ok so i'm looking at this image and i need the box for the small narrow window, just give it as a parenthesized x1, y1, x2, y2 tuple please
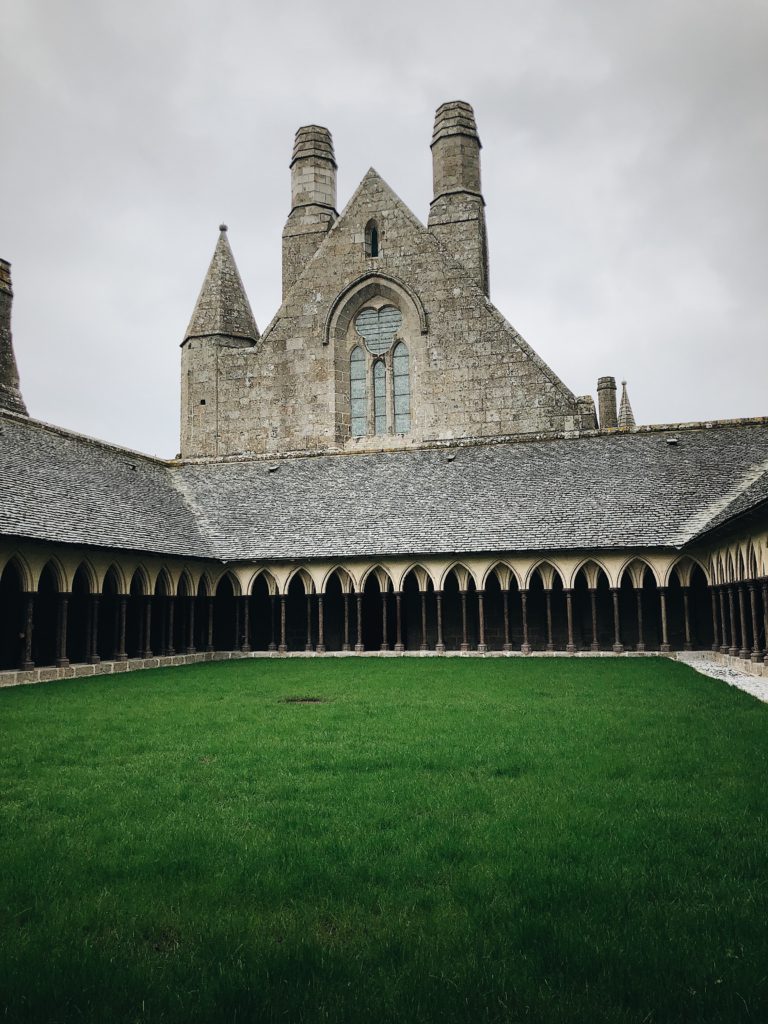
(393, 341, 410, 433)
(365, 220, 379, 258)
(350, 346, 367, 437)
(373, 360, 386, 435)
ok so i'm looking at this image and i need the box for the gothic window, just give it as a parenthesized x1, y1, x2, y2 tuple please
(365, 220, 379, 258)
(373, 360, 386, 435)
(393, 341, 410, 433)
(350, 304, 411, 438)
(350, 346, 367, 437)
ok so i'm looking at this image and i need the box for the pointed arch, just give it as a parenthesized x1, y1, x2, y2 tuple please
(154, 568, 172, 597)
(360, 564, 394, 592)
(320, 565, 354, 595)
(176, 569, 194, 598)
(129, 565, 151, 597)
(571, 557, 611, 590)
(617, 556, 661, 588)
(72, 559, 97, 595)
(439, 561, 478, 592)
(36, 556, 66, 593)
(196, 572, 213, 598)
(480, 560, 520, 591)
(525, 560, 564, 590)
(364, 219, 379, 258)
(284, 566, 315, 595)
(325, 271, 428, 347)
(214, 569, 241, 597)
(102, 562, 127, 596)
(249, 567, 277, 597)
(399, 563, 436, 592)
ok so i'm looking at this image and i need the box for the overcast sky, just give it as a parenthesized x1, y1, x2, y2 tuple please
(1, 0, 766, 457)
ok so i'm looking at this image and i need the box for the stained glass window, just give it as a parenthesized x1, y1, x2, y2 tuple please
(393, 342, 410, 433)
(373, 360, 387, 435)
(350, 346, 366, 437)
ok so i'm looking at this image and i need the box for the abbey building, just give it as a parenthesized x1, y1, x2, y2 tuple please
(1, 102, 767, 682)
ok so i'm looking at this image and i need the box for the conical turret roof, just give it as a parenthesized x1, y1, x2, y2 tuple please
(618, 380, 636, 429)
(184, 226, 259, 343)
(0, 259, 28, 416)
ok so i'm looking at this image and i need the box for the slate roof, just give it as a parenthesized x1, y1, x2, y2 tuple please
(3, 410, 766, 563)
(0, 414, 212, 558)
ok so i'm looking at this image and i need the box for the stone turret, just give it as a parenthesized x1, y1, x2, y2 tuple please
(428, 101, 489, 295)
(180, 226, 258, 459)
(282, 125, 338, 298)
(0, 260, 28, 416)
(618, 380, 636, 429)
(597, 376, 618, 430)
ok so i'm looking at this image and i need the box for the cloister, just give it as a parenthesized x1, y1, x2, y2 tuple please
(2, 535, 767, 677)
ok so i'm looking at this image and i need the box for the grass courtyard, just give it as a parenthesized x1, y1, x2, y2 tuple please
(0, 657, 767, 1023)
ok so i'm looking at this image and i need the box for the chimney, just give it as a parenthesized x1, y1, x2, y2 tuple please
(282, 125, 337, 297)
(597, 376, 618, 429)
(427, 101, 489, 295)
(0, 260, 28, 416)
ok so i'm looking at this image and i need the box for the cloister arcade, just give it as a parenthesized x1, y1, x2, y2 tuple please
(1, 533, 766, 675)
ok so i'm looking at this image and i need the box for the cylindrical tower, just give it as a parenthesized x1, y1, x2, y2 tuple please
(282, 125, 338, 298)
(427, 101, 489, 295)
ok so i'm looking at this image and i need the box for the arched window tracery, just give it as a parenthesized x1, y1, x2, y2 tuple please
(348, 303, 412, 439)
(365, 220, 379, 258)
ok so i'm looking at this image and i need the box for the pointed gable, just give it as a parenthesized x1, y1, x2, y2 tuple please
(184, 226, 259, 343)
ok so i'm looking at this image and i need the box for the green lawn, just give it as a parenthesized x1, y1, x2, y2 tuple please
(1, 657, 767, 1024)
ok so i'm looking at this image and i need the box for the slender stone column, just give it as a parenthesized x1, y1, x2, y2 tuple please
(21, 593, 34, 670)
(460, 591, 469, 652)
(682, 586, 692, 652)
(520, 589, 531, 655)
(116, 595, 127, 660)
(419, 591, 428, 652)
(88, 595, 101, 664)
(762, 579, 768, 666)
(749, 583, 760, 662)
(659, 588, 670, 653)
(380, 591, 389, 652)
(477, 590, 487, 654)
(545, 590, 554, 652)
(738, 585, 749, 659)
(590, 589, 599, 651)
(727, 586, 738, 656)
(394, 592, 404, 653)
(435, 591, 445, 654)
(142, 596, 153, 659)
(610, 588, 623, 654)
(84, 594, 93, 664)
(166, 596, 176, 656)
(157, 597, 167, 657)
(278, 595, 287, 653)
(206, 596, 214, 652)
(502, 589, 511, 652)
(719, 587, 729, 654)
(710, 588, 719, 653)
(186, 597, 196, 655)
(635, 586, 645, 653)
(233, 599, 240, 654)
(565, 590, 575, 655)
(268, 594, 276, 652)
(342, 593, 351, 652)
(55, 594, 69, 667)
(316, 594, 326, 654)
(304, 594, 313, 653)
(355, 593, 364, 653)
(242, 595, 252, 653)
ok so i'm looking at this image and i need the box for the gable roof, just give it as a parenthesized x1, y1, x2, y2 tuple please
(2, 409, 766, 564)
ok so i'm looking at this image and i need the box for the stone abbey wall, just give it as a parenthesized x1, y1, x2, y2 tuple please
(180, 104, 593, 460)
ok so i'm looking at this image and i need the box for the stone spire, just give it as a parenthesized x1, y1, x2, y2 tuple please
(184, 226, 259, 343)
(0, 259, 28, 416)
(618, 380, 636, 429)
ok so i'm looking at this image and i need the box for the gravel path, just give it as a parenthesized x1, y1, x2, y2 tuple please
(676, 652, 768, 704)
